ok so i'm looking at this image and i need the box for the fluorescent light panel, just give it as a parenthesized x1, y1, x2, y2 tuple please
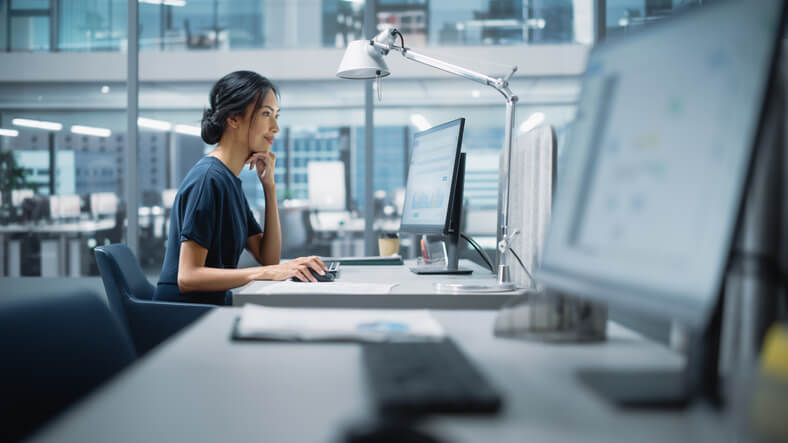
(71, 125, 111, 137)
(139, 0, 186, 6)
(174, 124, 201, 136)
(138, 117, 172, 131)
(12, 118, 62, 131)
(0, 128, 19, 137)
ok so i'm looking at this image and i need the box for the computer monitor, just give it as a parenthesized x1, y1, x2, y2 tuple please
(11, 189, 34, 207)
(400, 118, 470, 274)
(535, 0, 785, 405)
(89, 192, 118, 219)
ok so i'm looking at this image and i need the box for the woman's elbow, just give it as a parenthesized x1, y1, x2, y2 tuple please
(177, 269, 195, 293)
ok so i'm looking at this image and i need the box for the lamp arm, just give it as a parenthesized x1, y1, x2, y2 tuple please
(371, 38, 519, 284)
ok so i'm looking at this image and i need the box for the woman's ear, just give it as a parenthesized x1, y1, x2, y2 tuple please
(226, 114, 240, 129)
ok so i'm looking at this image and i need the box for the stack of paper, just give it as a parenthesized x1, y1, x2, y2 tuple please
(234, 304, 446, 342)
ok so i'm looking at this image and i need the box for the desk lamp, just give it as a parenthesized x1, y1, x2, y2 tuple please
(337, 28, 519, 290)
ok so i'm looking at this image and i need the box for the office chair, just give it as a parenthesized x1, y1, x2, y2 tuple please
(0, 290, 136, 443)
(94, 243, 213, 356)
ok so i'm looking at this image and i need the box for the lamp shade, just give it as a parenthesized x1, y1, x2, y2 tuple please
(336, 40, 391, 79)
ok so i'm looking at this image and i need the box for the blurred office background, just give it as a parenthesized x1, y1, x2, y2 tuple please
(0, 0, 708, 278)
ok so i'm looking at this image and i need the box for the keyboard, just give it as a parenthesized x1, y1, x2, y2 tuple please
(362, 339, 502, 415)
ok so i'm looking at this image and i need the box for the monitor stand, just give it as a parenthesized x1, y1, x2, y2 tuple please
(576, 298, 723, 408)
(409, 153, 472, 275)
(409, 230, 473, 275)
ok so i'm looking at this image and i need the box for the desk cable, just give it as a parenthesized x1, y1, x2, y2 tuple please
(459, 232, 495, 273)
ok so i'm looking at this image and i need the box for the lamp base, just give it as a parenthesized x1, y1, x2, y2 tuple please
(434, 282, 518, 293)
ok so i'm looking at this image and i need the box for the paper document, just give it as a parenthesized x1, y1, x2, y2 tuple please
(234, 304, 446, 342)
(236, 280, 397, 295)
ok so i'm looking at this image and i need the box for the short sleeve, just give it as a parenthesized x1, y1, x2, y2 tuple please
(179, 177, 218, 249)
(246, 199, 263, 237)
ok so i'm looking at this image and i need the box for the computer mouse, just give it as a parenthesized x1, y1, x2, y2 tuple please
(290, 267, 335, 282)
(343, 421, 444, 443)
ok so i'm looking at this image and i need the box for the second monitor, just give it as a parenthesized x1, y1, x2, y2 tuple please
(400, 118, 471, 275)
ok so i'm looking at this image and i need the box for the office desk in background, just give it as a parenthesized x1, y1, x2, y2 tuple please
(29, 308, 728, 443)
(0, 219, 116, 277)
(232, 259, 525, 310)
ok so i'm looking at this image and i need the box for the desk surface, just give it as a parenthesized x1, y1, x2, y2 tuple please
(232, 259, 524, 310)
(0, 219, 115, 234)
(31, 308, 728, 443)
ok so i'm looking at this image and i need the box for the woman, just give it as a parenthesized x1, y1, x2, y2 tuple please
(155, 70, 327, 305)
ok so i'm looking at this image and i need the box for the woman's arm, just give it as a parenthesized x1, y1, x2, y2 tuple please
(178, 240, 323, 291)
(247, 182, 281, 265)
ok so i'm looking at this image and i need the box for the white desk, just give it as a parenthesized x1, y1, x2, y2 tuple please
(231, 259, 525, 310)
(0, 219, 116, 277)
(29, 308, 728, 443)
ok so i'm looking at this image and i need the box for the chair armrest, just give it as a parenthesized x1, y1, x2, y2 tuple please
(123, 298, 214, 355)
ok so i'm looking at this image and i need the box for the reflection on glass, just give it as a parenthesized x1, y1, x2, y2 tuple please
(419, 0, 575, 46)
(607, 0, 698, 34)
(58, 0, 126, 51)
(10, 0, 49, 9)
(10, 15, 50, 51)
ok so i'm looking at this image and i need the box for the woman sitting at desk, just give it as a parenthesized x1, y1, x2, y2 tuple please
(155, 71, 327, 305)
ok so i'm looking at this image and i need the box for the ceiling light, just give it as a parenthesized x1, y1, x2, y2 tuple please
(138, 117, 172, 131)
(174, 124, 201, 136)
(0, 128, 19, 137)
(12, 118, 62, 131)
(519, 112, 545, 133)
(71, 125, 112, 137)
(410, 114, 431, 131)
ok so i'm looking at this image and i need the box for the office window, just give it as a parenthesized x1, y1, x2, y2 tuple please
(10, 0, 48, 8)
(422, 0, 578, 46)
(58, 0, 125, 51)
(9, 14, 49, 51)
(606, 0, 699, 34)
(322, 0, 364, 48)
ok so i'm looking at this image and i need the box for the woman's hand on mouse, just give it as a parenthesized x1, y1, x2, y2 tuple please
(247, 151, 276, 187)
(248, 256, 327, 282)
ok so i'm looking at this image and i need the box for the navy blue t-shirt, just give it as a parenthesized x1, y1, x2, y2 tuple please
(155, 156, 262, 305)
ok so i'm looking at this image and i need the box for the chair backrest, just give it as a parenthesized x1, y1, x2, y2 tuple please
(94, 244, 156, 335)
(498, 124, 557, 288)
(0, 290, 135, 442)
(95, 243, 156, 301)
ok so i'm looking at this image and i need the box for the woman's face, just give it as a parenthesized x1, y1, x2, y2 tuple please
(244, 89, 280, 154)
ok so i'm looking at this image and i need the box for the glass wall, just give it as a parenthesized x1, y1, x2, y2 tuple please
(0, 105, 127, 276)
(7, 0, 51, 51)
(58, 0, 126, 51)
(2, 0, 597, 52)
(606, 0, 701, 35)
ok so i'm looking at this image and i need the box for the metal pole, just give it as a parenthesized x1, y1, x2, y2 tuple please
(126, 0, 139, 256)
(363, 0, 376, 256)
(497, 97, 517, 285)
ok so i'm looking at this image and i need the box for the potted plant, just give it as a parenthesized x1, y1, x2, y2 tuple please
(0, 149, 29, 208)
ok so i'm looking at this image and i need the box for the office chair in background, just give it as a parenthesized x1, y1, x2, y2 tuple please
(0, 290, 136, 443)
(94, 243, 213, 356)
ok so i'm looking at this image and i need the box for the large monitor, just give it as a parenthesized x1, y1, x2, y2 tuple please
(400, 118, 464, 235)
(535, 0, 785, 404)
(401, 118, 469, 274)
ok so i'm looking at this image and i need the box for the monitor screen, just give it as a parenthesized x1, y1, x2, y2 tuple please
(400, 118, 464, 234)
(536, 0, 784, 327)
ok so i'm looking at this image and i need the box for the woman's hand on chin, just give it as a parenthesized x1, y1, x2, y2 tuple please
(246, 151, 276, 187)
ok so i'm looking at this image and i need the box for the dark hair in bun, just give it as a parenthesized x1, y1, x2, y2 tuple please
(201, 71, 279, 145)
